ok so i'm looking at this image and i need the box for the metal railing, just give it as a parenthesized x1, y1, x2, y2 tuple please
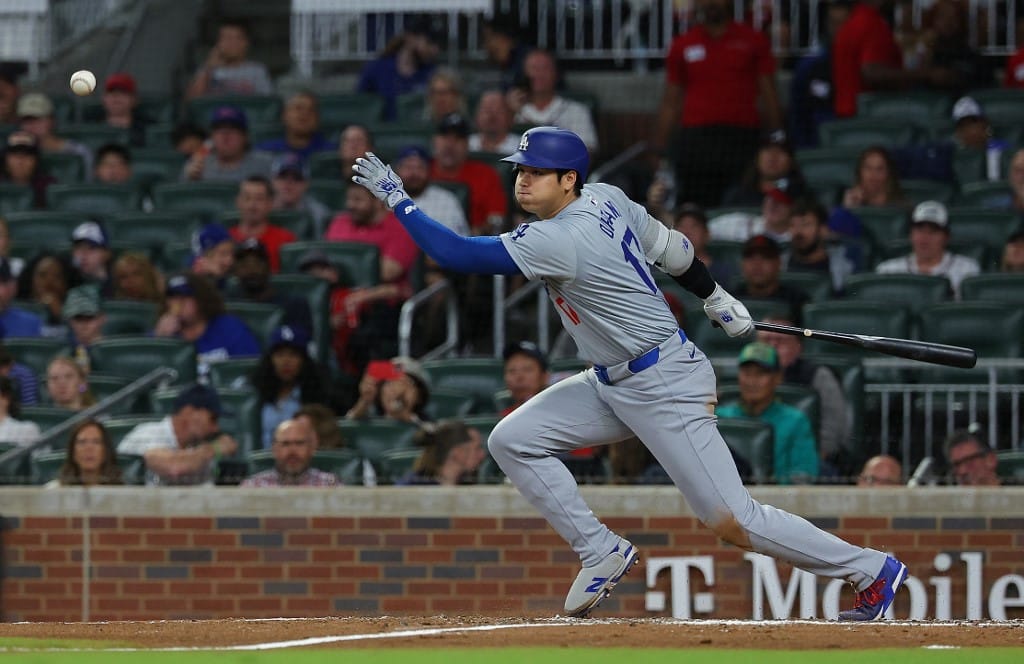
(492, 276, 551, 358)
(398, 277, 459, 360)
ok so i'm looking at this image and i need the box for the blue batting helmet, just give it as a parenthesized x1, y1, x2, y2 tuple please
(500, 126, 589, 181)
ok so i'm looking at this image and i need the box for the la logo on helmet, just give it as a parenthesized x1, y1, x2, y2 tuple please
(519, 134, 529, 151)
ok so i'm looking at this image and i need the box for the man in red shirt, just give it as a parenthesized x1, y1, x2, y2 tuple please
(228, 176, 296, 272)
(652, 0, 783, 208)
(429, 112, 508, 234)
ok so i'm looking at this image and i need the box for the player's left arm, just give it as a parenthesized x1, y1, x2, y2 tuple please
(352, 153, 522, 275)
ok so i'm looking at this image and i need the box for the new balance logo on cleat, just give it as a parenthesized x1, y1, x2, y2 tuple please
(585, 577, 609, 593)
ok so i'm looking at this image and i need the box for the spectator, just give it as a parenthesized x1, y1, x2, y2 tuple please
(1002, 231, 1024, 272)
(429, 113, 508, 233)
(295, 402, 345, 449)
(721, 131, 804, 207)
(0, 217, 22, 279)
(672, 203, 737, 288)
(500, 341, 550, 417)
(396, 419, 485, 486)
(732, 235, 809, 324)
(422, 68, 467, 125)
(251, 324, 334, 449)
(356, 17, 440, 121)
(189, 223, 235, 288)
(708, 177, 804, 243)
(716, 342, 819, 484)
(949, 97, 1008, 180)
(856, 454, 902, 486)
(482, 11, 531, 92)
(186, 18, 273, 98)
(49, 419, 121, 487)
(171, 123, 208, 157)
(45, 356, 94, 411)
(324, 185, 420, 371)
(117, 383, 239, 486)
(182, 107, 273, 182)
(757, 314, 851, 478)
(469, 90, 519, 155)
(782, 199, 854, 294)
(96, 73, 147, 147)
(906, 0, 990, 96)
(1, 130, 55, 208)
(153, 273, 260, 375)
(0, 343, 40, 405)
(240, 417, 338, 487)
(227, 239, 312, 331)
(228, 176, 297, 272)
(1003, 15, 1024, 88)
(345, 356, 431, 424)
(875, 200, 979, 298)
(0, 374, 40, 446)
(17, 92, 93, 175)
(0, 256, 43, 337)
(62, 284, 105, 370)
(945, 428, 1002, 486)
(269, 153, 331, 237)
(255, 91, 336, 164)
(92, 143, 133, 185)
(111, 251, 164, 303)
(652, 0, 783, 208)
(18, 251, 77, 338)
(999, 148, 1024, 212)
(69, 221, 113, 294)
(0, 66, 19, 125)
(842, 146, 906, 209)
(509, 49, 598, 153)
(337, 124, 374, 183)
(393, 145, 468, 235)
(788, 1, 850, 148)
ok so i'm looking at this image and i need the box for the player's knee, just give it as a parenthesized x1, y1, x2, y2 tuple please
(486, 419, 517, 459)
(706, 515, 753, 551)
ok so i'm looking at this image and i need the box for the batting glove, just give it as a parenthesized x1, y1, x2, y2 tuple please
(351, 152, 409, 210)
(703, 284, 754, 338)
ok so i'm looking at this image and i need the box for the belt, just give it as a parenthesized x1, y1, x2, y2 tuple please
(594, 329, 687, 386)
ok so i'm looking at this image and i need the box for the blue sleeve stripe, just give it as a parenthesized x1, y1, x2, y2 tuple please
(393, 200, 522, 275)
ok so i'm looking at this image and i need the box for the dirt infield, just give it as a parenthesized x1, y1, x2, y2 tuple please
(1, 617, 1022, 650)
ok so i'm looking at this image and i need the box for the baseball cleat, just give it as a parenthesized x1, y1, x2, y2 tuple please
(564, 539, 639, 618)
(837, 556, 908, 621)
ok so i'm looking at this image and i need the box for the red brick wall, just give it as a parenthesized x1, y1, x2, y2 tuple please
(4, 513, 1023, 622)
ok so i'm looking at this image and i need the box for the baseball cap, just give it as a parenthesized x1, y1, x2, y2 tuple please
(0, 257, 14, 282)
(17, 92, 53, 118)
(765, 176, 806, 206)
(165, 274, 195, 297)
(297, 248, 332, 271)
(436, 112, 470, 138)
(738, 342, 780, 371)
(172, 383, 222, 417)
(502, 340, 549, 371)
(62, 285, 102, 319)
(395, 145, 432, 164)
(209, 105, 248, 131)
(271, 153, 308, 180)
(5, 130, 39, 154)
(760, 129, 792, 152)
(104, 72, 137, 94)
(675, 202, 707, 227)
(71, 221, 109, 248)
(952, 96, 985, 124)
(190, 223, 232, 257)
(235, 237, 269, 261)
(911, 200, 949, 229)
(391, 356, 432, 391)
(742, 234, 781, 259)
(268, 324, 311, 352)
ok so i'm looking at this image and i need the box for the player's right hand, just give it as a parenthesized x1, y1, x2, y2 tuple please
(703, 284, 754, 338)
(352, 152, 409, 210)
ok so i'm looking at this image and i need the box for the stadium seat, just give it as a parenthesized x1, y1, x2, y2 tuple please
(307, 178, 347, 212)
(318, 92, 385, 130)
(394, 92, 426, 123)
(0, 183, 33, 213)
(854, 207, 907, 250)
(947, 208, 1022, 257)
(367, 123, 434, 161)
(30, 450, 67, 485)
(4, 211, 84, 252)
(151, 181, 238, 217)
(88, 337, 196, 385)
(716, 418, 775, 484)
(2, 337, 66, 375)
(965, 89, 1024, 128)
(60, 125, 130, 152)
(856, 91, 950, 124)
(424, 388, 476, 420)
(144, 123, 175, 149)
(717, 384, 821, 449)
(951, 149, 986, 186)
(20, 405, 75, 434)
(795, 146, 861, 192)
(996, 450, 1024, 485)
(433, 180, 471, 220)
(421, 359, 506, 412)
(224, 301, 284, 349)
(309, 153, 342, 180)
(220, 209, 314, 240)
(40, 152, 86, 183)
(278, 241, 380, 286)
(777, 272, 833, 302)
(186, 95, 283, 127)
(336, 419, 420, 471)
(801, 353, 866, 467)
(960, 274, 1024, 304)
(101, 299, 160, 336)
(956, 180, 1012, 208)
(0, 442, 30, 484)
(705, 240, 746, 276)
(247, 122, 285, 145)
(376, 448, 422, 484)
(844, 273, 952, 315)
(130, 148, 186, 191)
(900, 179, 955, 206)
(102, 416, 161, 448)
(85, 373, 134, 413)
(268, 274, 330, 363)
(105, 212, 200, 257)
(801, 301, 912, 378)
(207, 357, 259, 389)
(916, 302, 1024, 383)
(818, 118, 921, 149)
(158, 242, 193, 273)
(46, 183, 141, 215)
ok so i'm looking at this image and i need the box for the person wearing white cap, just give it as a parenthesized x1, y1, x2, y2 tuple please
(874, 200, 980, 298)
(950, 96, 1009, 181)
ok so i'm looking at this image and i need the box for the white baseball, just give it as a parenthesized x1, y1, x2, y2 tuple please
(803, 328, 812, 337)
(69, 70, 96, 96)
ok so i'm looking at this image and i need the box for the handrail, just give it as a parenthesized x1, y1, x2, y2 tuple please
(398, 278, 458, 360)
(492, 278, 552, 357)
(0, 366, 178, 472)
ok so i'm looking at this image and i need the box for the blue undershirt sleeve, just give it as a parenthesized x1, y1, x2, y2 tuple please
(393, 199, 522, 275)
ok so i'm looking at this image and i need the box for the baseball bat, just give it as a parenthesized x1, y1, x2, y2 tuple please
(753, 321, 977, 369)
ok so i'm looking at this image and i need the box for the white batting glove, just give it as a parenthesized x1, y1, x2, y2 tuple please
(703, 284, 754, 338)
(351, 152, 409, 210)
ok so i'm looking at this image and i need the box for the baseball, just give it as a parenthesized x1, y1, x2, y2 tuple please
(803, 328, 812, 337)
(69, 70, 96, 96)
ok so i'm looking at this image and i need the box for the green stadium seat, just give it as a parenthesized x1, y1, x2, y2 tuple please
(278, 241, 380, 286)
(248, 122, 285, 145)
(21, 405, 75, 434)
(951, 149, 987, 186)
(46, 183, 141, 215)
(0, 183, 33, 213)
(151, 181, 238, 217)
(394, 92, 426, 123)
(309, 153, 342, 180)
(802, 301, 912, 382)
(996, 450, 1024, 485)
(367, 123, 434, 162)
(30, 450, 67, 485)
(105, 212, 200, 257)
(101, 416, 160, 447)
(0, 441, 30, 484)
(186, 95, 283, 127)
(856, 91, 950, 123)
(778, 272, 833, 302)
(818, 118, 921, 149)
(4, 211, 84, 252)
(101, 299, 160, 336)
(207, 357, 259, 389)
(268, 274, 330, 363)
(318, 92, 385, 130)
(307, 178, 347, 212)
(844, 273, 952, 315)
(60, 125, 130, 152)
(705, 240, 746, 276)
(900, 179, 955, 206)
(40, 152, 86, 183)
(220, 208, 314, 240)
(854, 207, 907, 250)
(130, 148, 186, 191)
(224, 301, 284, 349)
(336, 419, 420, 471)
(960, 274, 1024, 304)
(795, 146, 862, 192)
(1, 338, 67, 375)
(144, 123, 175, 150)
(424, 388, 476, 420)
(947, 207, 1022, 257)
(800, 353, 866, 470)
(916, 302, 1024, 383)
(421, 359, 506, 412)
(88, 337, 196, 385)
(956, 181, 1011, 208)
(376, 447, 422, 484)
(965, 89, 1024, 128)
(716, 418, 775, 484)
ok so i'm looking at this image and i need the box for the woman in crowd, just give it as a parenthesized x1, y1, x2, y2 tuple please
(49, 419, 122, 487)
(720, 132, 805, 207)
(112, 251, 164, 303)
(0, 130, 55, 208)
(45, 356, 95, 411)
(17, 251, 78, 338)
(841, 146, 906, 209)
(344, 356, 431, 424)
(0, 375, 40, 446)
(396, 419, 485, 486)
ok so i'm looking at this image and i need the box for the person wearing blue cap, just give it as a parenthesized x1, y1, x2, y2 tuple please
(190, 223, 235, 287)
(182, 105, 273, 182)
(393, 145, 468, 236)
(255, 91, 337, 164)
(269, 152, 331, 237)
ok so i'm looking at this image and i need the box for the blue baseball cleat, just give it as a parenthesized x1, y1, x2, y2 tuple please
(838, 556, 908, 621)
(564, 539, 640, 618)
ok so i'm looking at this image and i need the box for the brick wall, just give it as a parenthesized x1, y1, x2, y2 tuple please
(2, 487, 1022, 622)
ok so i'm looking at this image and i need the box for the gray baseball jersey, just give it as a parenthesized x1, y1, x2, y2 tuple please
(500, 183, 678, 367)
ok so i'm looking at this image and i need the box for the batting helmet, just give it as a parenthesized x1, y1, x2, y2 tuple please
(500, 126, 589, 181)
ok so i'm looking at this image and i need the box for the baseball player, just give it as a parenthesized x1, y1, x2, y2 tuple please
(353, 126, 906, 620)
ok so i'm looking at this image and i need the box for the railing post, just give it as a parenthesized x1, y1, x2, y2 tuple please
(493, 274, 506, 358)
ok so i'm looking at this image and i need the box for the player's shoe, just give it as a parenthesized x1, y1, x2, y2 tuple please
(837, 556, 908, 621)
(564, 539, 639, 618)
